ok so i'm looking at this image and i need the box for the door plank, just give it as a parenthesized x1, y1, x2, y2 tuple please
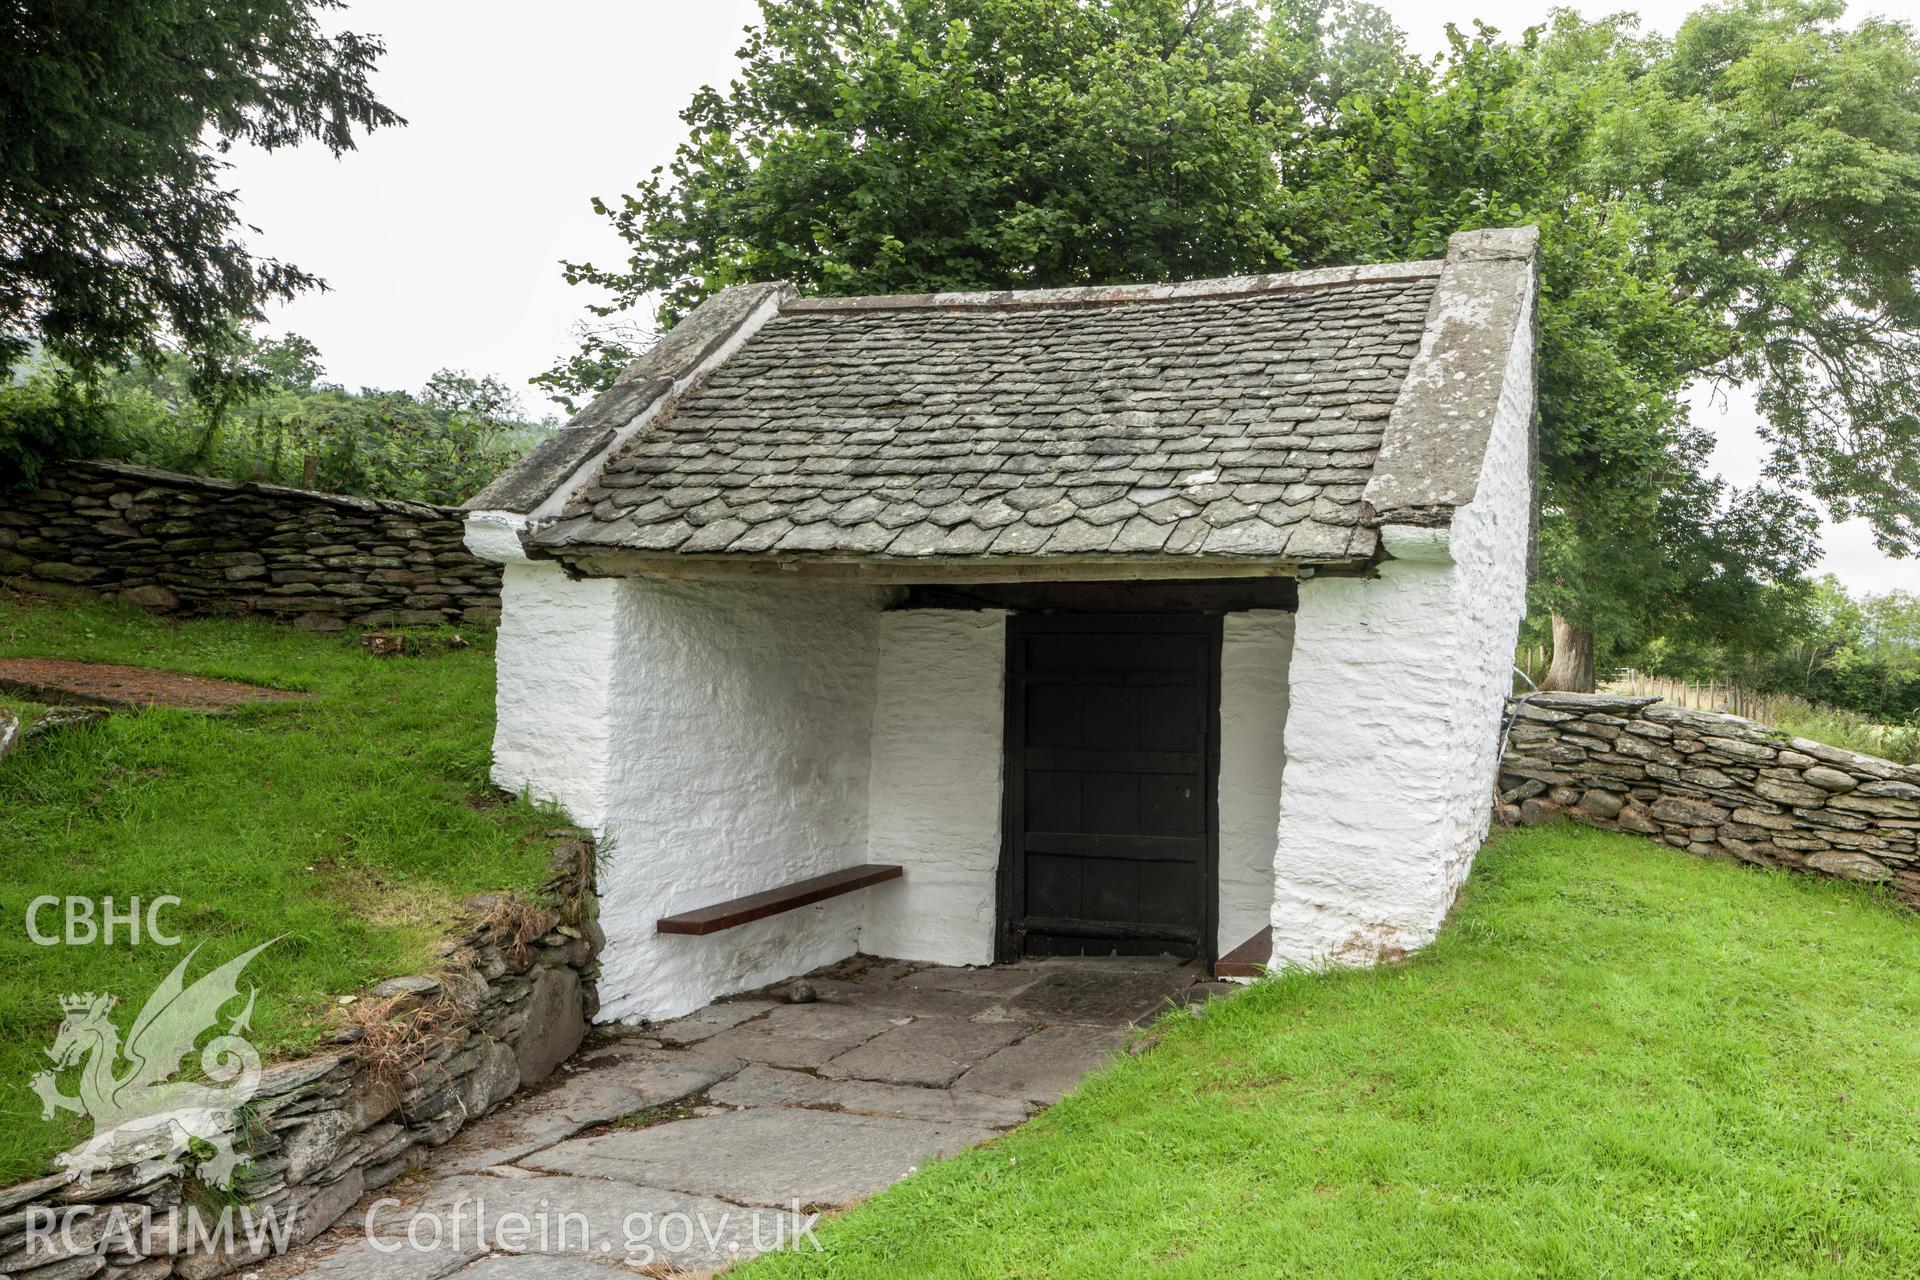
(999, 614, 1221, 963)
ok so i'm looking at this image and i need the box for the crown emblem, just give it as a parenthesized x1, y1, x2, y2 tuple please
(59, 993, 113, 1015)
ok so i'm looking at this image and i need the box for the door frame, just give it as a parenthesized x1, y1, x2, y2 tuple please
(994, 612, 1223, 966)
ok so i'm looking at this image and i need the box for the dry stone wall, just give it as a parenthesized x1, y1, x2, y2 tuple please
(1500, 692, 1920, 907)
(0, 461, 500, 629)
(0, 847, 600, 1279)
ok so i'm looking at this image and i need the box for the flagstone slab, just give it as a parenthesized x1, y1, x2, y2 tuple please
(998, 962, 1206, 1026)
(275, 1237, 484, 1280)
(953, 1025, 1135, 1105)
(896, 965, 1044, 996)
(707, 1064, 1031, 1128)
(369, 1172, 806, 1270)
(650, 999, 776, 1047)
(819, 1016, 1032, 1088)
(826, 983, 1018, 1021)
(431, 1053, 744, 1174)
(520, 1107, 995, 1208)
(454, 1256, 644, 1278)
(695, 1002, 900, 1069)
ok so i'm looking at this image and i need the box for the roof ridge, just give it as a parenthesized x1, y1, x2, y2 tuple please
(780, 260, 1445, 315)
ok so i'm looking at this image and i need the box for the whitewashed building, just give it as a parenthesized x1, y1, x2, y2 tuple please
(465, 227, 1540, 1023)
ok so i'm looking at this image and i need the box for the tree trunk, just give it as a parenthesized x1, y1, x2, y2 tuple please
(1541, 614, 1596, 693)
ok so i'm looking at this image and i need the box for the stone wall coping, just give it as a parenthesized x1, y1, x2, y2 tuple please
(1510, 692, 1660, 713)
(66, 459, 465, 521)
(1508, 691, 1919, 778)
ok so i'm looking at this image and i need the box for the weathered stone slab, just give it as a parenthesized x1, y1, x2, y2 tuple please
(512, 967, 583, 1086)
(369, 1172, 804, 1270)
(273, 1236, 483, 1280)
(998, 961, 1206, 1026)
(953, 1025, 1134, 1105)
(1807, 851, 1893, 882)
(896, 966, 1043, 996)
(1830, 792, 1920, 819)
(1647, 796, 1729, 828)
(820, 1017, 1031, 1088)
(431, 1054, 744, 1174)
(1753, 776, 1831, 807)
(828, 983, 1016, 1021)
(453, 1255, 639, 1278)
(1014, 954, 1190, 973)
(697, 1003, 899, 1070)
(650, 999, 775, 1047)
(707, 1064, 1030, 1127)
(521, 1108, 992, 1208)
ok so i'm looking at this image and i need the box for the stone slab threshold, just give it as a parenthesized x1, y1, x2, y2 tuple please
(266, 954, 1232, 1278)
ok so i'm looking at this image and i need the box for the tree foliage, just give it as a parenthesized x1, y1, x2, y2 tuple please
(0, 0, 402, 374)
(1, 337, 549, 507)
(1639, 574, 1920, 724)
(550, 0, 1920, 666)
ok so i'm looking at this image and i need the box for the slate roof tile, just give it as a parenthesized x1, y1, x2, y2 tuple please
(531, 272, 1443, 563)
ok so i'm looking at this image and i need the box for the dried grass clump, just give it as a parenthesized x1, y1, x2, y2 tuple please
(484, 896, 559, 967)
(343, 995, 465, 1090)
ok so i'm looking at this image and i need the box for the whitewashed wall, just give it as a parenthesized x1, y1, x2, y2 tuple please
(489, 561, 621, 830)
(1268, 293, 1535, 968)
(488, 563, 1316, 1008)
(860, 610, 1009, 965)
(1217, 611, 1293, 955)
(592, 580, 889, 1022)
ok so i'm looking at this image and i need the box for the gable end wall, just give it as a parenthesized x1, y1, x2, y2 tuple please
(1266, 270, 1535, 966)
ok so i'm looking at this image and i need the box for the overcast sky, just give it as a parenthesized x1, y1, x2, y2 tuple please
(229, 0, 1916, 594)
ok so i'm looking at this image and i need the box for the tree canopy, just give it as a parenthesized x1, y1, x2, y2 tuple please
(0, 0, 402, 375)
(548, 0, 1920, 684)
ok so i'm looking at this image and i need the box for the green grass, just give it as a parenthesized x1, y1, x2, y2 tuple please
(748, 826, 1920, 1279)
(1767, 703, 1919, 767)
(0, 590, 562, 1183)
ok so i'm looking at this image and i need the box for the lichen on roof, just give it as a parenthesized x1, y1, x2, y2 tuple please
(528, 272, 1440, 564)
(485, 229, 1542, 573)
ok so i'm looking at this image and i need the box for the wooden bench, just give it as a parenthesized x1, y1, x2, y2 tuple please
(655, 864, 904, 936)
(1213, 926, 1271, 979)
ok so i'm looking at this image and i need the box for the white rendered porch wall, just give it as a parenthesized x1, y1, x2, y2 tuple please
(1218, 611, 1293, 956)
(490, 561, 621, 830)
(591, 579, 888, 1022)
(1269, 320, 1535, 967)
(861, 610, 1009, 965)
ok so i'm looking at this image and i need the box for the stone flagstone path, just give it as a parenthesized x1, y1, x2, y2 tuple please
(267, 954, 1228, 1278)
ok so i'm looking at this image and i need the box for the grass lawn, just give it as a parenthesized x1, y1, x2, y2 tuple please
(748, 826, 1920, 1279)
(0, 589, 562, 1184)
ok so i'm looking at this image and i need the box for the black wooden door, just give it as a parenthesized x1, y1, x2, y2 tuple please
(999, 615, 1219, 962)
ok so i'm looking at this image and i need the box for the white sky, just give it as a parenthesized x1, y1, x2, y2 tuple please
(229, 0, 1917, 594)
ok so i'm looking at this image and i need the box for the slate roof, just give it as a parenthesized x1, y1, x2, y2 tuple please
(527, 274, 1439, 565)
(477, 228, 1541, 571)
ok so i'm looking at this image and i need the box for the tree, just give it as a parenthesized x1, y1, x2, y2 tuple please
(255, 335, 329, 394)
(1515, 1, 1920, 683)
(0, 0, 403, 376)
(535, 0, 1406, 374)
(422, 369, 524, 423)
(550, 0, 1919, 683)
